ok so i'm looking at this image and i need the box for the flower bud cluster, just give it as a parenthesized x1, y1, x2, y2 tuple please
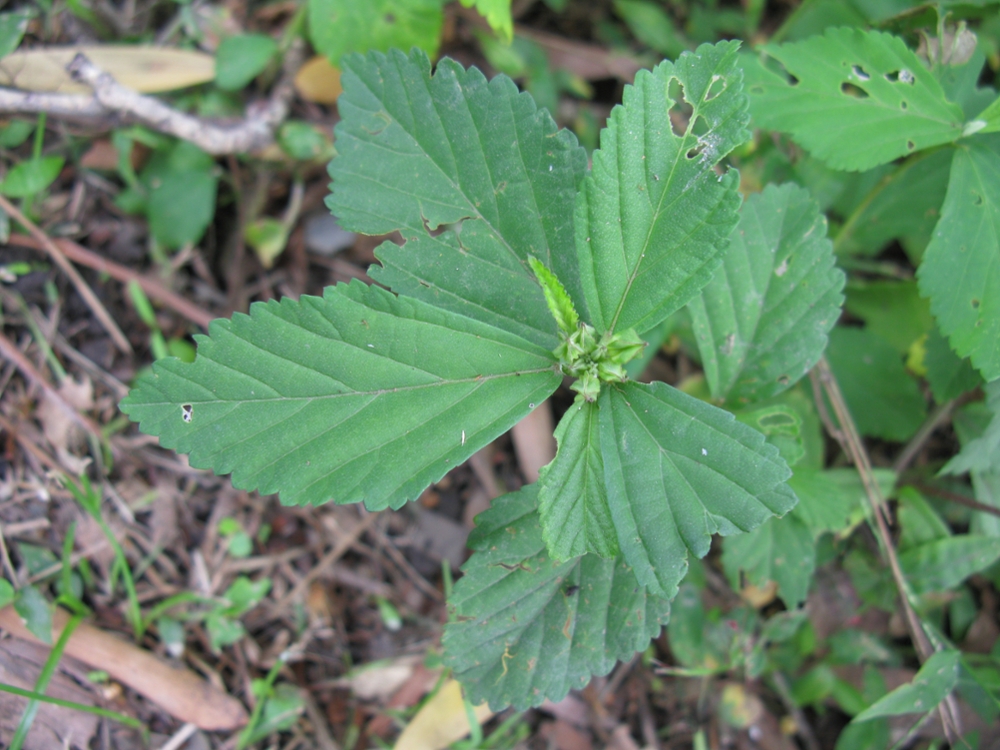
(556, 324, 646, 402)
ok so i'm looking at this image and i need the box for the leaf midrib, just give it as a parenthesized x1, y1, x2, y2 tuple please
(142, 367, 556, 407)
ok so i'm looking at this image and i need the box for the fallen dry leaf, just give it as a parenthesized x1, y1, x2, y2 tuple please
(0, 46, 215, 94)
(0, 639, 99, 750)
(393, 679, 492, 750)
(294, 55, 342, 104)
(335, 655, 422, 702)
(0, 605, 247, 730)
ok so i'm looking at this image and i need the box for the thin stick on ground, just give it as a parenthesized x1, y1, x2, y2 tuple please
(810, 357, 962, 743)
(0, 195, 132, 353)
(8, 234, 216, 329)
(0, 330, 103, 441)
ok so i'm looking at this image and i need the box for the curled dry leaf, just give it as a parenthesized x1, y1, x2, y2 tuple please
(0, 46, 215, 94)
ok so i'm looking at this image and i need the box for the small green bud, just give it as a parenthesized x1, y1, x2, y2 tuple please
(598, 360, 627, 383)
(606, 328, 646, 365)
(572, 372, 601, 402)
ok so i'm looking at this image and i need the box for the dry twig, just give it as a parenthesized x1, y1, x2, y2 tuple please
(8, 233, 216, 329)
(0, 194, 132, 353)
(810, 357, 962, 743)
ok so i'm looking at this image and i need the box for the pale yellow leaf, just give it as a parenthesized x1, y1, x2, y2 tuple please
(394, 680, 492, 750)
(0, 46, 215, 94)
(294, 55, 342, 104)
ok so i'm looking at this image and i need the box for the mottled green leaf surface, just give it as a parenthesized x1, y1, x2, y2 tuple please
(688, 183, 844, 406)
(945, 379, 1000, 475)
(722, 512, 814, 607)
(834, 149, 951, 260)
(576, 41, 750, 336)
(443, 486, 671, 710)
(599, 381, 796, 597)
(844, 280, 932, 354)
(900, 536, 1000, 594)
(853, 650, 960, 722)
(329, 49, 588, 338)
(952, 397, 1000, 538)
(789, 468, 895, 537)
(307, 0, 444, 63)
(917, 138, 1000, 381)
(538, 401, 616, 560)
(923, 329, 982, 403)
(825, 327, 926, 441)
(121, 282, 559, 509)
(744, 28, 964, 171)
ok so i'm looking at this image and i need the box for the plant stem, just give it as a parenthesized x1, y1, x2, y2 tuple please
(810, 357, 962, 743)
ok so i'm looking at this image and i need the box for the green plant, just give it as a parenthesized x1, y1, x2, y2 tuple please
(120, 40, 848, 709)
(119, 13, 1000, 725)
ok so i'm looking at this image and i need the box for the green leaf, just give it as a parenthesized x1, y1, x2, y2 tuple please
(528, 257, 578, 337)
(329, 49, 587, 345)
(14, 585, 52, 645)
(576, 40, 750, 337)
(917, 139, 1000, 381)
(147, 169, 217, 249)
(278, 121, 331, 161)
(969, 93, 1000, 135)
(899, 535, 1000, 594)
(120, 281, 559, 510)
(853, 650, 960, 721)
(460, 0, 512, 44)
(0, 579, 13, 609)
(0, 119, 33, 148)
(307, 0, 444, 63)
(788, 467, 895, 537)
(222, 576, 271, 616)
(844, 280, 932, 354)
(538, 400, 616, 561)
(0, 156, 63, 198)
(245, 217, 289, 269)
(952, 396, 1000, 538)
(834, 147, 951, 260)
(612, 0, 687, 59)
(825, 327, 926, 442)
(923, 328, 982, 403)
(944, 379, 1000, 475)
(687, 183, 844, 406)
(736, 402, 806, 467)
(599, 381, 796, 597)
(0, 9, 32, 58)
(206, 612, 245, 650)
(897, 487, 950, 550)
(722, 511, 815, 607)
(443, 486, 671, 711)
(744, 28, 965, 171)
(215, 34, 278, 91)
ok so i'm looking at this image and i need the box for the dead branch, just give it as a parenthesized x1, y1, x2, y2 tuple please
(0, 42, 302, 155)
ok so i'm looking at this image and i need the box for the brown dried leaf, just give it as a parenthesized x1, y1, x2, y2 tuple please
(394, 680, 492, 750)
(294, 55, 342, 104)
